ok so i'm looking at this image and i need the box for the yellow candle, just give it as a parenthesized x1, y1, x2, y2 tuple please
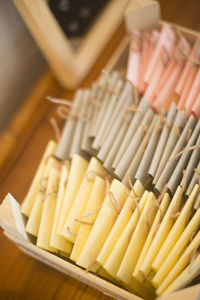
(152, 205, 200, 288)
(56, 154, 88, 235)
(152, 184, 199, 273)
(140, 186, 183, 279)
(26, 156, 59, 237)
(61, 157, 108, 243)
(76, 179, 129, 269)
(70, 176, 107, 261)
(156, 230, 200, 295)
(21, 140, 57, 216)
(133, 192, 171, 283)
(37, 168, 60, 252)
(96, 180, 144, 267)
(117, 192, 158, 285)
(50, 165, 73, 254)
(163, 253, 200, 295)
(103, 190, 149, 278)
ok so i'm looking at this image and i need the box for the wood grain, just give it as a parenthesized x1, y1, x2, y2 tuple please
(0, 1, 200, 299)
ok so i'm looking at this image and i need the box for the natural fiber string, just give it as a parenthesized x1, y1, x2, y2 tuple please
(168, 144, 200, 163)
(161, 46, 170, 66)
(101, 69, 121, 97)
(173, 25, 200, 67)
(74, 218, 94, 226)
(50, 117, 61, 142)
(82, 206, 102, 218)
(186, 128, 192, 143)
(85, 170, 112, 182)
(125, 174, 140, 214)
(39, 177, 48, 193)
(139, 122, 148, 135)
(42, 190, 58, 202)
(123, 106, 144, 123)
(188, 244, 200, 273)
(67, 226, 77, 237)
(170, 170, 186, 220)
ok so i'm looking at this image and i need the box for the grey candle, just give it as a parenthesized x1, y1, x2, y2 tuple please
(112, 97, 149, 169)
(168, 119, 200, 194)
(122, 114, 158, 186)
(155, 115, 197, 193)
(103, 105, 135, 173)
(99, 81, 133, 147)
(91, 71, 120, 141)
(186, 161, 200, 197)
(92, 78, 124, 150)
(55, 89, 83, 160)
(114, 108, 154, 180)
(180, 134, 200, 192)
(69, 90, 90, 159)
(148, 102, 177, 179)
(134, 114, 164, 185)
(97, 93, 133, 163)
(153, 110, 187, 185)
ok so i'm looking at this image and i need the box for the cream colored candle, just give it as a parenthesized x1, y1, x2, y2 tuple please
(152, 184, 199, 273)
(26, 156, 59, 237)
(50, 165, 73, 254)
(103, 190, 149, 278)
(97, 180, 144, 267)
(152, 204, 200, 288)
(156, 230, 200, 295)
(140, 186, 183, 278)
(21, 140, 57, 216)
(76, 179, 129, 269)
(117, 192, 158, 285)
(57, 154, 88, 235)
(70, 176, 107, 262)
(61, 157, 108, 243)
(37, 168, 60, 252)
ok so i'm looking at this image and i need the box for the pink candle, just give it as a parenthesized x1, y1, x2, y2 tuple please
(138, 32, 150, 93)
(177, 67, 196, 110)
(153, 63, 182, 111)
(191, 94, 200, 118)
(144, 24, 176, 85)
(154, 60, 175, 98)
(175, 36, 200, 96)
(185, 66, 200, 114)
(126, 30, 142, 87)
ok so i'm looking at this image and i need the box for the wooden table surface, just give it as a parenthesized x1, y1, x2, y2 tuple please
(0, 1, 200, 299)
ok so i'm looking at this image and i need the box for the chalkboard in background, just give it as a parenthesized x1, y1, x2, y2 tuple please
(48, 0, 110, 38)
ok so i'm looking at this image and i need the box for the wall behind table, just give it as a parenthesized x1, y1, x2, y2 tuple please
(0, 0, 47, 132)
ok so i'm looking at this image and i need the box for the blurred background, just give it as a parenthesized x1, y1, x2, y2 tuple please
(0, 0, 199, 132)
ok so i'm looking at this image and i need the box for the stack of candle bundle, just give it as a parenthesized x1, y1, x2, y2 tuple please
(21, 138, 199, 299)
(20, 68, 199, 298)
(127, 23, 200, 116)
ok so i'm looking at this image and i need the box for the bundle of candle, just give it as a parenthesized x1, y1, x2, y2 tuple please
(20, 139, 200, 299)
(127, 23, 200, 116)
(1, 22, 200, 300)
(18, 57, 200, 297)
